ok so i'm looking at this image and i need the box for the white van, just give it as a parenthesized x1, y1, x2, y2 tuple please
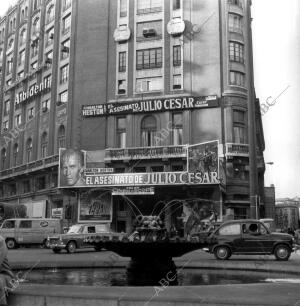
(0, 218, 62, 249)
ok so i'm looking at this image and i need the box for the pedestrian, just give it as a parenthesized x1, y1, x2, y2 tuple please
(0, 235, 14, 305)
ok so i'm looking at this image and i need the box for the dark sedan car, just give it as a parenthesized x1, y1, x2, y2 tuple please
(206, 219, 294, 261)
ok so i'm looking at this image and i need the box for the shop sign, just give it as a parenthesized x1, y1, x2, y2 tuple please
(58, 143, 219, 188)
(51, 208, 63, 219)
(79, 193, 112, 222)
(85, 168, 114, 174)
(112, 187, 155, 195)
(81, 95, 219, 117)
(15, 77, 51, 104)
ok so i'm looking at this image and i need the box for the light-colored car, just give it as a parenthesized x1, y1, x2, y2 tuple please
(0, 218, 62, 249)
(48, 223, 123, 253)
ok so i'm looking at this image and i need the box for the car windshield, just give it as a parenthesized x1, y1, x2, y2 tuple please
(67, 225, 83, 234)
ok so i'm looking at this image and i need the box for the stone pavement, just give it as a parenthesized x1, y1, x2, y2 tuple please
(6, 248, 300, 305)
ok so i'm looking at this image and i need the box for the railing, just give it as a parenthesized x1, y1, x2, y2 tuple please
(225, 143, 249, 157)
(0, 154, 59, 179)
(105, 145, 187, 161)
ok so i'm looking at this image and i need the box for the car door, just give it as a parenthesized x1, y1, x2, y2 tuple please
(240, 222, 272, 253)
(81, 226, 96, 248)
(215, 223, 243, 252)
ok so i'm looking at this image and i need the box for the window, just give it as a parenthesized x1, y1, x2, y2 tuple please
(45, 50, 53, 68)
(173, 0, 181, 10)
(31, 40, 39, 58)
(15, 114, 22, 126)
(19, 28, 26, 45)
(57, 125, 66, 149)
(230, 71, 245, 86)
(137, 20, 162, 41)
(27, 107, 35, 120)
(141, 115, 157, 147)
(36, 176, 46, 190)
(118, 52, 126, 72)
(6, 58, 13, 74)
(117, 117, 126, 148)
(20, 9, 25, 22)
(26, 138, 33, 162)
(120, 0, 127, 17)
(233, 110, 247, 143)
(229, 41, 244, 63)
(3, 121, 9, 131)
(45, 28, 54, 47)
(233, 110, 245, 123)
(229, 13, 243, 34)
(4, 100, 10, 116)
(63, 0, 72, 11)
(2, 220, 15, 229)
(118, 80, 126, 95)
(8, 39, 14, 50)
(137, 0, 162, 14)
(31, 61, 38, 70)
(233, 162, 249, 180)
(41, 132, 48, 158)
(228, 0, 243, 8)
(218, 223, 240, 235)
(32, 18, 40, 35)
(136, 48, 162, 70)
(172, 113, 183, 145)
(62, 14, 71, 34)
(87, 226, 96, 233)
(60, 64, 69, 84)
(61, 39, 70, 59)
(33, 0, 42, 10)
(18, 50, 25, 66)
(42, 99, 50, 112)
(23, 180, 31, 193)
(59, 90, 68, 103)
(173, 45, 181, 66)
(173, 74, 182, 90)
(234, 127, 247, 144)
(13, 143, 18, 166)
(1, 148, 6, 169)
(136, 77, 163, 92)
(46, 5, 55, 23)
(151, 166, 164, 172)
(20, 220, 32, 228)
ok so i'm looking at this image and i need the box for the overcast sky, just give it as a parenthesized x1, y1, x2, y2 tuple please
(0, 0, 299, 198)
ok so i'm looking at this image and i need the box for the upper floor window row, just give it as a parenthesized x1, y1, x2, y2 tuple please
(137, 0, 162, 15)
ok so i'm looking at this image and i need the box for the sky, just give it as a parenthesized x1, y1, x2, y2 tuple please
(0, 0, 299, 198)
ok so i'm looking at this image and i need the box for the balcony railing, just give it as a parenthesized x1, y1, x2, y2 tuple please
(105, 145, 187, 161)
(0, 154, 59, 180)
(225, 143, 249, 157)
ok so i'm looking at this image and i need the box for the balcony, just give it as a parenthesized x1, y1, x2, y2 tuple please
(105, 145, 187, 162)
(0, 154, 59, 180)
(225, 143, 249, 157)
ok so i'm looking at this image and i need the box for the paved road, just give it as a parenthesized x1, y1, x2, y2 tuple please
(7, 247, 300, 272)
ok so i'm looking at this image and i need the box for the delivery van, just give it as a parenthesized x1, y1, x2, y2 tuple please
(0, 218, 62, 249)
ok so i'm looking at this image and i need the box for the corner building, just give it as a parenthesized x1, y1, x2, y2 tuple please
(0, 0, 265, 233)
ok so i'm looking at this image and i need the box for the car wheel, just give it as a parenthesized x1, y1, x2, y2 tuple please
(66, 241, 77, 254)
(52, 249, 62, 254)
(43, 239, 51, 249)
(214, 245, 231, 260)
(6, 239, 16, 249)
(274, 244, 291, 261)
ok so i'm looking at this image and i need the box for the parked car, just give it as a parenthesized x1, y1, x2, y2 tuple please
(0, 218, 62, 249)
(48, 223, 124, 253)
(206, 219, 294, 261)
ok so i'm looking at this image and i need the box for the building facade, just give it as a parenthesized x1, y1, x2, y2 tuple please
(0, 0, 265, 233)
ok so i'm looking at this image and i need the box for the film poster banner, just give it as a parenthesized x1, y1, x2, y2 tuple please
(59, 148, 105, 188)
(79, 192, 112, 222)
(187, 140, 219, 178)
(82, 95, 219, 117)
